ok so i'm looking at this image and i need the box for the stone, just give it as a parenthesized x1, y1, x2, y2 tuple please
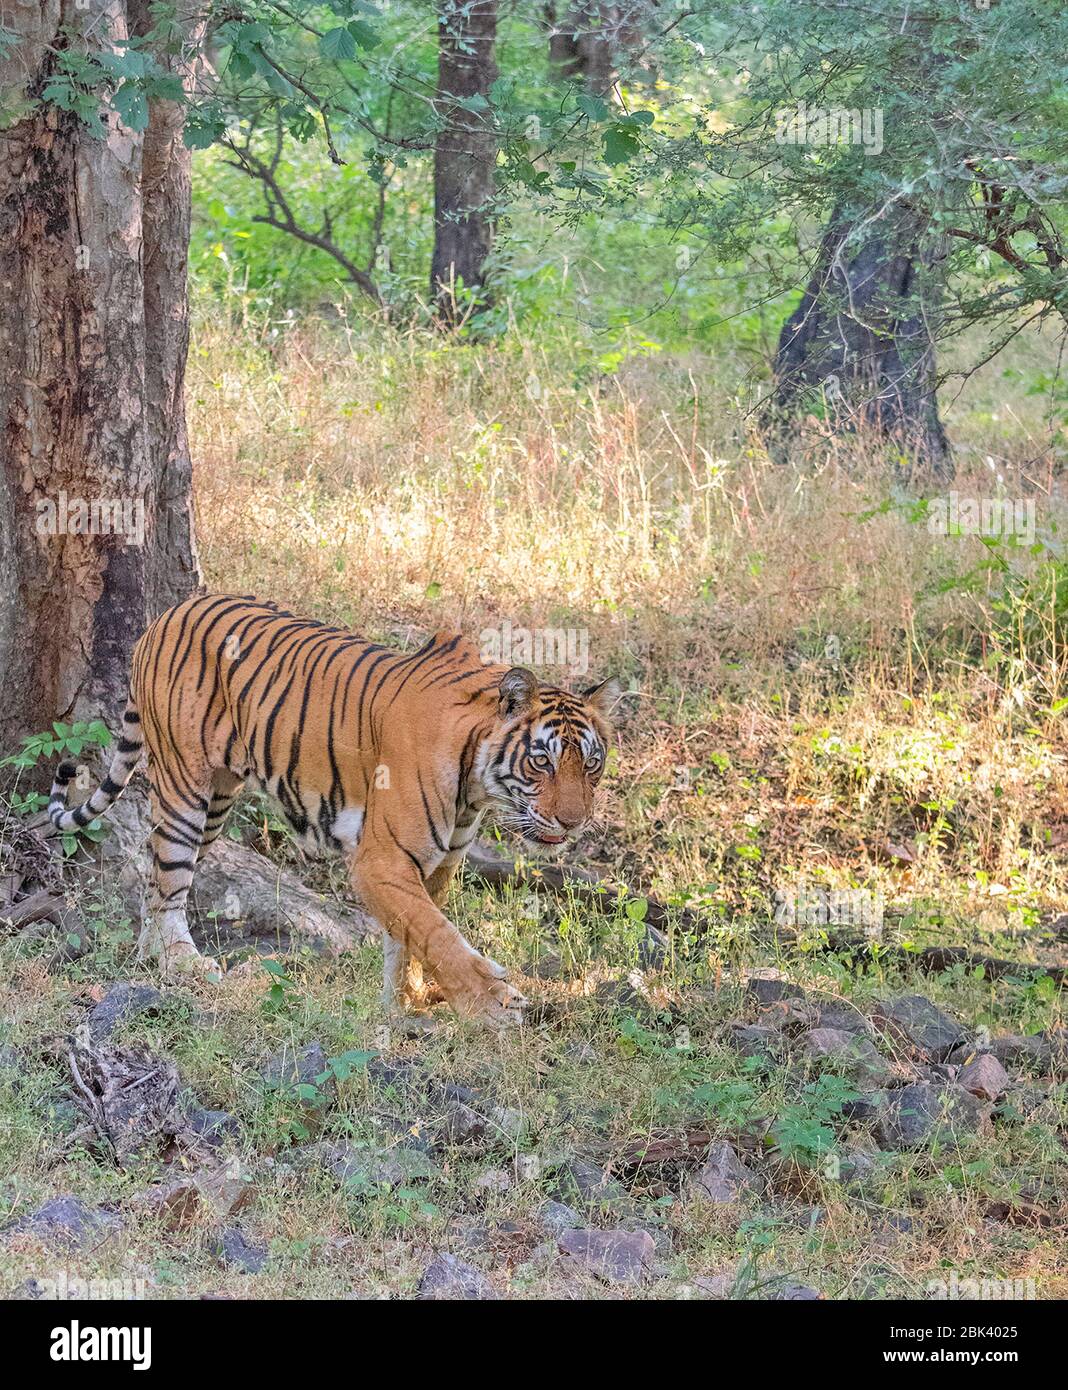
(135, 1177, 201, 1230)
(539, 1200, 583, 1234)
(956, 1053, 1010, 1102)
(872, 996, 966, 1060)
(747, 977, 807, 1005)
(994, 1085, 1048, 1124)
(261, 1041, 330, 1086)
(985, 1035, 1052, 1072)
(195, 1158, 254, 1219)
(3, 1196, 122, 1249)
(87, 983, 165, 1041)
(550, 1157, 627, 1209)
(775, 1282, 824, 1300)
(213, 1227, 268, 1274)
(418, 1253, 497, 1300)
(473, 1168, 512, 1196)
(812, 1001, 874, 1035)
(796, 1027, 892, 1084)
(557, 1227, 655, 1284)
(295, 1140, 434, 1188)
(873, 1083, 990, 1150)
(690, 1141, 765, 1202)
(184, 1106, 240, 1149)
(441, 1102, 490, 1145)
(726, 1024, 779, 1065)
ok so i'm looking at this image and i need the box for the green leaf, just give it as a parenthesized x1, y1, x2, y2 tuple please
(320, 26, 357, 61)
(603, 123, 640, 165)
(347, 18, 379, 50)
(112, 82, 149, 132)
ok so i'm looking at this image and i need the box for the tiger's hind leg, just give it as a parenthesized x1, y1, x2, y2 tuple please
(140, 767, 220, 979)
(197, 770, 245, 861)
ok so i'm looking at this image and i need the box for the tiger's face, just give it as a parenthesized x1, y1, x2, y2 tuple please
(482, 668, 621, 846)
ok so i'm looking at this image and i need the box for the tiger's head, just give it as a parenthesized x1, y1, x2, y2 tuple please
(480, 668, 621, 846)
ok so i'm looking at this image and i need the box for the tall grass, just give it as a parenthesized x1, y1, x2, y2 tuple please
(189, 304, 1067, 928)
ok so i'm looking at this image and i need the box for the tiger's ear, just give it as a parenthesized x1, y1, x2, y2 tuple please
(582, 677, 622, 719)
(498, 667, 538, 718)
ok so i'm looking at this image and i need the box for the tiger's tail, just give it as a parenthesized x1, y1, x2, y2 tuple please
(49, 700, 144, 832)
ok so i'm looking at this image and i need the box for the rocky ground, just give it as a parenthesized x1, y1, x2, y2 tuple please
(1, 888, 1065, 1301)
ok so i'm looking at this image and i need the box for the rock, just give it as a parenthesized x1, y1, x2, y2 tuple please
(796, 1027, 893, 1085)
(3, 1196, 122, 1249)
(524, 952, 562, 981)
(873, 1083, 990, 1150)
(473, 1168, 512, 1196)
(260, 1042, 333, 1102)
(516, 1153, 542, 1182)
(840, 1092, 886, 1123)
(985, 1035, 1052, 1072)
(694, 1270, 738, 1298)
(775, 1283, 824, 1300)
(195, 1158, 254, 1219)
(564, 1042, 598, 1065)
(690, 1141, 765, 1202)
(726, 1024, 779, 1065)
(442, 1103, 490, 1145)
(213, 1227, 268, 1274)
(135, 1177, 201, 1230)
(956, 1053, 1010, 1102)
(595, 975, 662, 1023)
(812, 1001, 873, 1035)
(418, 1253, 498, 1300)
(747, 977, 807, 1005)
(837, 1148, 880, 1184)
(557, 1228, 655, 1285)
(184, 1106, 240, 1149)
(294, 1140, 434, 1188)
(994, 1085, 1048, 1124)
(539, 1200, 583, 1234)
(550, 1158, 627, 1209)
(872, 996, 966, 1060)
(87, 983, 165, 1041)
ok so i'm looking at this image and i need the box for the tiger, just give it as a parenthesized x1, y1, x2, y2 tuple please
(48, 594, 620, 1029)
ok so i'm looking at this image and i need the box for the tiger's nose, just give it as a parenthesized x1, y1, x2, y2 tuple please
(555, 810, 584, 831)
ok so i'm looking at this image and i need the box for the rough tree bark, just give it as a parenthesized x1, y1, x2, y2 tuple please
(0, 0, 203, 755)
(771, 201, 952, 476)
(430, 0, 499, 320)
(0, 3, 358, 962)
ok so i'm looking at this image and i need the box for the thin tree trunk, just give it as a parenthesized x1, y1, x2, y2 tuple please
(431, 0, 499, 321)
(130, 0, 205, 615)
(771, 201, 952, 476)
(547, 3, 651, 94)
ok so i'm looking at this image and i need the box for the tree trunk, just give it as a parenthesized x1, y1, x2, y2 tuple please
(430, 0, 499, 321)
(0, 0, 203, 755)
(771, 202, 952, 476)
(547, 3, 651, 95)
(130, 0, 205, 616)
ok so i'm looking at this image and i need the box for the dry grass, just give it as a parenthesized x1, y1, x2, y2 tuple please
(0, 309, 1065, 1303)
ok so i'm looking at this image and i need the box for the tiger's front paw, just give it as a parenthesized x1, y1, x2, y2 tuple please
(437, 951, 527, 1030)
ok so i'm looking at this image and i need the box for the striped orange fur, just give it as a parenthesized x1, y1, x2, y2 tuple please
(49, 595, 619, 1027)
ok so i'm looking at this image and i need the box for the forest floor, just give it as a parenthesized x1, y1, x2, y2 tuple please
(1, 313, 1065, 1300)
